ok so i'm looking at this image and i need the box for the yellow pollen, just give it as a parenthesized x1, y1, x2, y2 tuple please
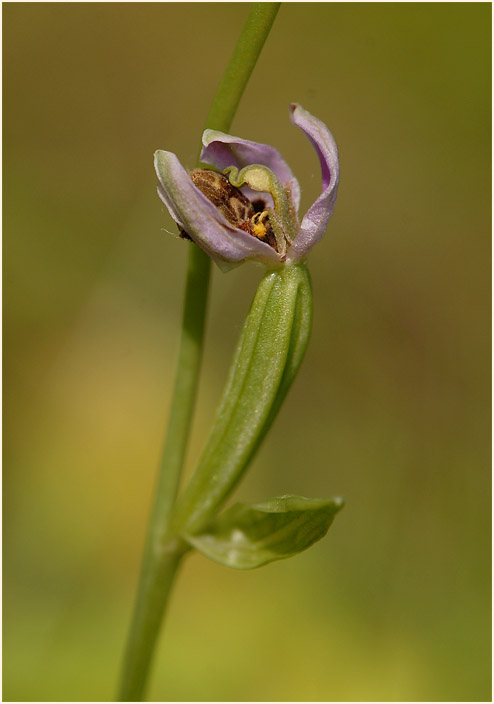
(251, 211, 269, 239)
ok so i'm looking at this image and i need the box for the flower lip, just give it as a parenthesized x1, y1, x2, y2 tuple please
(154, 103, 339, 270)
(189, 168, 280, 253)
(154, 150, 281, 272)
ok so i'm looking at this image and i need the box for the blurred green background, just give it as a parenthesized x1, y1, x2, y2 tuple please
(3, 3, 491, 701)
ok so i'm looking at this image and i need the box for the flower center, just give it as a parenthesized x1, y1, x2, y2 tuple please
(187, 169, 280, 253)
(251, 211, 270, 239)
(223, 164, 297, 258)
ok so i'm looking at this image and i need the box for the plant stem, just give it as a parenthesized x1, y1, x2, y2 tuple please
(117, 4, 281, 701)
(117, 248, 209, 702)
(203, 2, 281, 136)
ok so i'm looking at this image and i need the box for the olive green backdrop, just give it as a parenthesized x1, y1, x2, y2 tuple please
(3, 3, 491, 701)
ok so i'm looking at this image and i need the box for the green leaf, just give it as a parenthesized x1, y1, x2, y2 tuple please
(172, 263, 313, 535)
(183, 495, 344, 570)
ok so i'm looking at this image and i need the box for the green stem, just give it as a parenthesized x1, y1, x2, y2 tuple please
(118, 4, 280, 701)
(203, 2, 281, 135)
(117, 248, 209, 702)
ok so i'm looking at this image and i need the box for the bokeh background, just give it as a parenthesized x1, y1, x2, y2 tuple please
(3, 3, 491, 701)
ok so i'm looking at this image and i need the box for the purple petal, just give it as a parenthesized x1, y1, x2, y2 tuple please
(154, 150, 281, 271)
(201, 130, 301, 214)
(286, 104, 339, 261)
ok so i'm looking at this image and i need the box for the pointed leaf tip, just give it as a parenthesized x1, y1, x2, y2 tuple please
(183, 495, 344, 570)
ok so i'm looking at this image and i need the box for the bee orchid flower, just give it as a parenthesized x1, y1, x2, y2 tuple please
(154, 104, 339, 272)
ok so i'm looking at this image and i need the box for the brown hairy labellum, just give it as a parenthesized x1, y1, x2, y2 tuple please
(178, 169, 278, 252)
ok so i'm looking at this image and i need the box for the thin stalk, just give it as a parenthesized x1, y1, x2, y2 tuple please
(203, 2, 281, 136)
(117, 4, 281, 701)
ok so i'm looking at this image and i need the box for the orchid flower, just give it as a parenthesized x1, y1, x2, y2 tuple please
(149, 103, 343, 541)
(154, 104, 339, 271)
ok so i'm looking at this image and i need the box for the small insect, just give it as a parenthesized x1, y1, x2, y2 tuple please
(179, 169, 278, 252)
